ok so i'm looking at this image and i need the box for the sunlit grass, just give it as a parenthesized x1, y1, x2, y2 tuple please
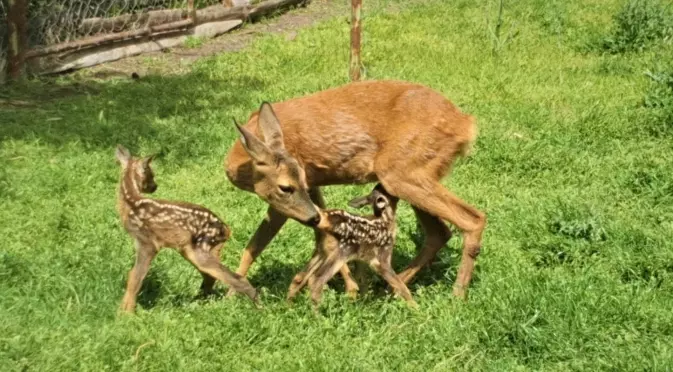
(1, 0, 673, 370)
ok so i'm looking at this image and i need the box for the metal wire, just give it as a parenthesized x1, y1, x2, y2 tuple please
(26, 0, 224, 49)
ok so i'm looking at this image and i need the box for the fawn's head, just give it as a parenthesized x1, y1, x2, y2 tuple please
(115, 145, 158, 194)
(348, 184, 399, 218)
(234, 102, 320, 226)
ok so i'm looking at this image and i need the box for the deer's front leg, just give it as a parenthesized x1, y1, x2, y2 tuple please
(308, 187, 359, 298)
(120, 240, 157, 313)
(227, 207, 287, 297)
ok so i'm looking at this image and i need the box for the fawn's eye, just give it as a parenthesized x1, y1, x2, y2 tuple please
(279, 185, 295, 195)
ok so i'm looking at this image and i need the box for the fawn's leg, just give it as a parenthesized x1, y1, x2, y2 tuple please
(227, 207, 287, 297)
(353, 261, 369, 297)
(199, 273, 217, 296)
(371, 254, 418, 308)
(120, 240, 157, 313)
(309, 251, 348, 306)
(288, 251, 325, 300)
(379, 175, 486, 300)
(184, 246, 259, 305)
(307, 187, 359, 297)
(398, 207, 452, 283)
(200, 243, 224, 295)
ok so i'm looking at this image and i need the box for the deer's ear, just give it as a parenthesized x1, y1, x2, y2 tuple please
(115, 144, 131, 165)
(348, 195, 371, 209)
(258, 102, 284, 151)
(234, 120, 272, 164)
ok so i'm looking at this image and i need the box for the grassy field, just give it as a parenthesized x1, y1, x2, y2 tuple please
(2, 0, 673, 370)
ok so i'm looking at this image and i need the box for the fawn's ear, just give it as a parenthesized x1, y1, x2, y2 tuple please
(142, 154, 157, 167)
(348, 195, 371, 209)
(375, 196, 388, 211)
(234, 119, 272, 164)
(115, 145, 131, 165)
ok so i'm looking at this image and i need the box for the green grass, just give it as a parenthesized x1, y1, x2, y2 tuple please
(2, 0, 673, 370)
(184, 36, 207, 49)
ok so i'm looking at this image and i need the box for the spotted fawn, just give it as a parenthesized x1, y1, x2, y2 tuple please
(115, 145, 258, 312)
(288, 184, 417, 308)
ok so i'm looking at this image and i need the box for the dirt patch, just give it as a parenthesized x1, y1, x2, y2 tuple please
(79, 0, 348, 80)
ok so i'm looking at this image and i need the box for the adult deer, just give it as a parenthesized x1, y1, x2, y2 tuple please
(224, 80, 486, 300)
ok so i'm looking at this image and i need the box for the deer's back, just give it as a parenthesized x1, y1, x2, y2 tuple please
(120, 198, 230, 249)
(226, 80, 476, 187)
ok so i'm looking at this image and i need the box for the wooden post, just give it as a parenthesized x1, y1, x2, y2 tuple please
(6, 0, 28, 80)
(187, 0, 197, 23)
(349, 0, 362, 81)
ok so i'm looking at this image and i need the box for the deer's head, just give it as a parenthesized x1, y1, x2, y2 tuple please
(115, 145, 158, 194)
(348, 184, 398, 218)
(234, 102, 320, 226)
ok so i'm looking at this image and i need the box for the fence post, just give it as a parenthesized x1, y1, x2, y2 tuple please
(349, 0, 362, 81)
(187, 0, 197, 23)
(6, 0, 28, 80)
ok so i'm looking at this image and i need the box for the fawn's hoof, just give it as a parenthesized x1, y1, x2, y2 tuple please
(225, 287, 238, 298)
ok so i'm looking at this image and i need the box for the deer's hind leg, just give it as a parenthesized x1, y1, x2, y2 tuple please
(120, 240, 157, 313)
(378, 159, 486, 300)
(183, 244, 259, 305)
(398, 207, 452, 284)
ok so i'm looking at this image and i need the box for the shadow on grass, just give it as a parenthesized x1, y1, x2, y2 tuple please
(248, 259, 304, 298)
(135, 271, 165, 310)
(246, 225, 478, 301)
(129, 224, 481, 310)
(0, 72, 266, 163)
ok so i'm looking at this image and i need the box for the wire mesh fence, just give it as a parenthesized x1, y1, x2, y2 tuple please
(2, 0, 301, 79)
(26, 0, 225, 49)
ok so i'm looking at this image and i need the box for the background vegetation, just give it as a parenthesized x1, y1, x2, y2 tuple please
(2, 0, 673, 370)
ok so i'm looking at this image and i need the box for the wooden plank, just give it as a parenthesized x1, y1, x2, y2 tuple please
(28, 0, 302, 59)
(29, 20, 242, 74)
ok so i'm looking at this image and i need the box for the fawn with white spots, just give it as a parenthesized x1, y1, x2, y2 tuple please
(114, 145, 258, 313)
(287, 184, 417, 308)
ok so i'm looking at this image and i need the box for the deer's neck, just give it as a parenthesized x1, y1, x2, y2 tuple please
(119, 168, 143, 207)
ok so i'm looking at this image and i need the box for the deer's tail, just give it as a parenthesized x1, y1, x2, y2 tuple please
(459, 115, 478, 158)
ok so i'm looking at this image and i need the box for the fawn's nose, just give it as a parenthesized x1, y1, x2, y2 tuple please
(307, 214, 321, 227)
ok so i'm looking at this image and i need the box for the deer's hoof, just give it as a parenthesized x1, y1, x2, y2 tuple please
(452, 285, 468, 301)
(118, 301, 136, 315)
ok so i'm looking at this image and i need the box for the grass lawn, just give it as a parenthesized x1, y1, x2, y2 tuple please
(2, 0, 673, 370)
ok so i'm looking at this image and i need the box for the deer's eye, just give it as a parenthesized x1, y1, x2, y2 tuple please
(279, 185, 295, 195)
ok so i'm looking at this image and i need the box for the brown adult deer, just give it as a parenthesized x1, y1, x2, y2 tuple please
(287, 183, 417, 308)
(225, 79, 486, 300)
(115, 145, 258, 313)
